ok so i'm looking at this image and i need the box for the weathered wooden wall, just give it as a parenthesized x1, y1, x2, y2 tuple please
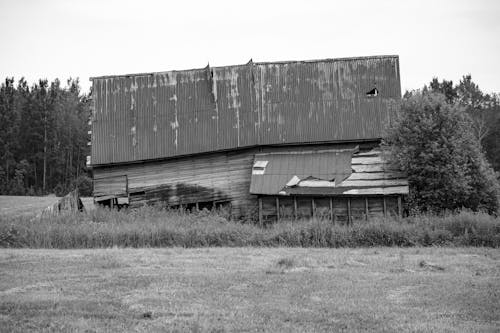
(93, 142, 376, 217)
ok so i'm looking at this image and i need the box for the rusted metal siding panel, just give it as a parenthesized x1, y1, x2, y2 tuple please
(249, 150, 353, 195)
(90, 56, 401, 165)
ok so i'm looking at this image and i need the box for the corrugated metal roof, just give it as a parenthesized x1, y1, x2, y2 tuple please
(249, 149, 354, 195)
(250, 148, 409, 196)
(90, 55, 401, 165)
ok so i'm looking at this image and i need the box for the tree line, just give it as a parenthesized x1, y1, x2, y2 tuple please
(410, 75, 500, 173)
(0, 78, 90, 196)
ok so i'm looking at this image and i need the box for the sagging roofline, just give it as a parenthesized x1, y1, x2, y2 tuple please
(88, 138, 381, 169)
(89, 54, 399, 81)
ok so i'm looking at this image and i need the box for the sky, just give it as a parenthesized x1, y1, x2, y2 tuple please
(0, 0, 499, 94)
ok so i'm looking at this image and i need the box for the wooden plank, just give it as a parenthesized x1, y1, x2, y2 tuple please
(276, 197, 280, 222)
(365, 197, 368, 220)
(340, 179, 408, 187)
(312, 198, 316, 218)
(383, 197, 387, 217)
(397, 196, 402, 217)
(294, 196, 298, 220)
(351, 156, 383, 165)
(351, 164, 385, 173)
(345, 172, 406, 180)
(93, 175, 128, 197)
(342, 186, 409, 195)
(347, 198, 351, 225)
(258, 197, 263, 226)
(353, 150, 382, 157)
(330, 197, 334, 224)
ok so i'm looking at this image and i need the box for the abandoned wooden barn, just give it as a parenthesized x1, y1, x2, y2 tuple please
(88, 55, 408, 222)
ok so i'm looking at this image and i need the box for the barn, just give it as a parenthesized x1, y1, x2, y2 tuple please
(88, 55, 408, 223)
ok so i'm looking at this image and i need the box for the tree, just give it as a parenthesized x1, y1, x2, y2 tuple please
(0, 77, 91, 196)
(424, 76, 500, 173)
(383, 92, 499, 214)
(0, 78, 20, 192)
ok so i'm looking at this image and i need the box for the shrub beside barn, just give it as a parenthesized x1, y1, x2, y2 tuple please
(88, 55, 408, 222)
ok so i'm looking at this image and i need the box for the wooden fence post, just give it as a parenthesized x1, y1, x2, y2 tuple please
(258, 197, 263, 226)
(383, 196, 387, 217)
(311, 198, 316, 219)
(365, 197, 369, 220)
(347, 198, 351, 225)
(329, 197, 334, 224)
(276, 197, 280, 222)
(293, 197, 298, 220)
(397, 196, 402, 217)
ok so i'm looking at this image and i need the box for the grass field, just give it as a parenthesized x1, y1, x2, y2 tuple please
(0, 196, 94, 217)
(0, 247, 499, 332)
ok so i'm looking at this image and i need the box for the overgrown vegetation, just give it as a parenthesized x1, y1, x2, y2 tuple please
(1, 207, 499, 248)
(384, 91, 500, 214)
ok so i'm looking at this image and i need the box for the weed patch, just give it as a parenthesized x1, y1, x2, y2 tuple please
(1, 207, 499, 248)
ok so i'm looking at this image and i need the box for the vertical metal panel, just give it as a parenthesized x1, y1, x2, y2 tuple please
(90, 55, 401, 165)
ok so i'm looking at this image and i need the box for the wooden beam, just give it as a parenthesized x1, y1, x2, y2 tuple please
(347, 198, 351, 225)
(383, 196, 387, 217)
(329, 197, 334, 224)
(311, 198, 316, 219)
(293, 196, 298, 220)
(258, 197, 263, 227)
(365, 197, 369, 220)
(276, 197, 280, 222)
(397, 196, 402, 217)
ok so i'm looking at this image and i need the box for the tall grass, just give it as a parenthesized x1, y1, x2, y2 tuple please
(1, 206, 499, 248)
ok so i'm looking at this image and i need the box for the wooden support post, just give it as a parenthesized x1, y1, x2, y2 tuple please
(329, 197, 334, 224)
(195, 202, 199, 211)
(397, 196, 402, 217)
(258, 197, 263, 227)
(311, 198, 316, 219)
(383, 196, 387, 217)
(347, 198, 351, 225)
(293, 196, 298, 220)
(276, 197, 280, 222)
(365, 197, 369, 221)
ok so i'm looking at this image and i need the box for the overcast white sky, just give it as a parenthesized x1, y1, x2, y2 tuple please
(0, 0, 499, 94)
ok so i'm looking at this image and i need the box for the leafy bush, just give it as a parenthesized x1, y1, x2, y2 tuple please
(383, 92, 500, 214)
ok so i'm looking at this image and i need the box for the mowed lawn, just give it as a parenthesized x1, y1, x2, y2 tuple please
(0, 196, 94, 217)
(0, 247, 499, 332)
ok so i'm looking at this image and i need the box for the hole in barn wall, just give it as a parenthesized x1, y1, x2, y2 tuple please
(366, 87, 379, 97)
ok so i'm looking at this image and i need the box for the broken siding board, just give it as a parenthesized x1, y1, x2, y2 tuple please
(351, 164, 402, 173)
(341, 186, 409, 195)
(340, 179, 408, 187)
(345, 171, 406, 180)
(351, 157, 383, 165)
(353, 150, 382, 157)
